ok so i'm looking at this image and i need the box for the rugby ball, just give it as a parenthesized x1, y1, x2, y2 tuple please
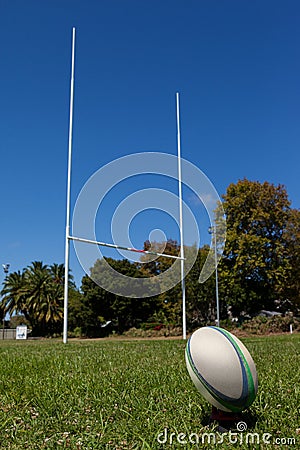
(185, 326, 258, 412)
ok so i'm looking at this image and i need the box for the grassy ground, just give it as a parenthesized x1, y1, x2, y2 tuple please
(0, 334, 299, 449)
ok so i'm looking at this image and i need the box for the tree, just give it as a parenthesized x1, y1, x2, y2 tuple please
(139, 239, 182, 325)
(1, 271, 28, 318)
(49, 263, 65, 285)
(79, 272, 113, 337)
(140, 240, 208, 328)
(219, 179, 292, 316)
(68, 287, 85, 334)
(140, 239, 180, 275)
(282, 208, 300, 313)
(79, 257, 162, 335)
(0, 261, 74, 336)
(185, 246, 220, 327)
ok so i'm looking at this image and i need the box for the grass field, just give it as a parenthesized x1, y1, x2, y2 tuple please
(0, 334, 299, 449)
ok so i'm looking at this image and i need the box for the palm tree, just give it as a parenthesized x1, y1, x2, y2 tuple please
(25, 262, 64, 334)
(37, 283, 64, 324)
(1, 261, 70, 336)
(49, 263, 65, 285)
(1, 271, 28, 318)
(49, 263, 74, 286)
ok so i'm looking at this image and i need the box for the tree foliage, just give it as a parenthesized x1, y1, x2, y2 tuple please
(2, 179, 299, 338)
(0, 262, 74, 336)
(76, 257, 161, 336)
(71, 180, 300, 336)
(282, 208, 300, 311)
(77, 242, 220, 335)
(219, 179, 294, 315)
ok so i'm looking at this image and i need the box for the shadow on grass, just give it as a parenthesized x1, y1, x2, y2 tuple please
(201, 407, 259, 432)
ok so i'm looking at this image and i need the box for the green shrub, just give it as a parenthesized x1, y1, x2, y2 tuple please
(240, 315, 300, 334)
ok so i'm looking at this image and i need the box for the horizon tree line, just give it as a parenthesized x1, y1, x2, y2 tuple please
(1, 179, 299, 337)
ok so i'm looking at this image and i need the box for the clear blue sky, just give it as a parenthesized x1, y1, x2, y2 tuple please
(1, 0, 299, 287)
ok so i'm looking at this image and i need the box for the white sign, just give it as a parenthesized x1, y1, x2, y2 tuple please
(16, 326, 27, 340)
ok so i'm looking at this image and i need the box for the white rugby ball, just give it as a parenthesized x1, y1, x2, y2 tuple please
(185, 326, 258, 412)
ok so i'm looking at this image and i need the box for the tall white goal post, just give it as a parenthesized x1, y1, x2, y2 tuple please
(63, 28, 186, 343)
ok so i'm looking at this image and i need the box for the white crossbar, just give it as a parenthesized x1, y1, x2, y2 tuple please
(69, 235, 185, 260)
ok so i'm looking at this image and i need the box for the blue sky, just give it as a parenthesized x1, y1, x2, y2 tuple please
(1, 0, 299, 287)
